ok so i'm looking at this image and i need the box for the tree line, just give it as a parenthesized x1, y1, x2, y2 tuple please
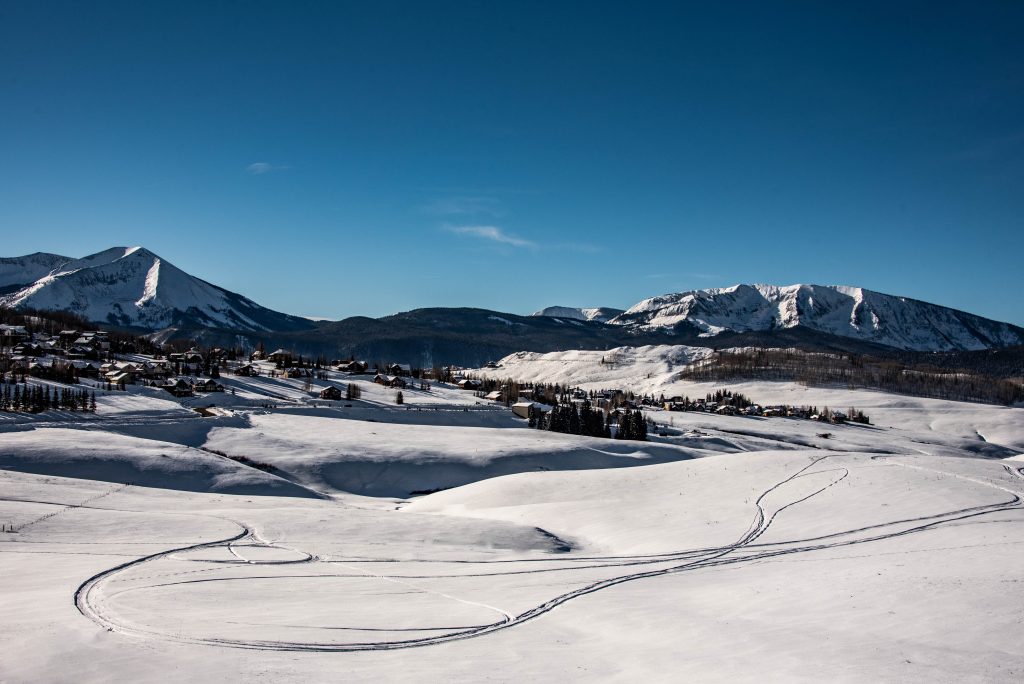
(1, 382, 96, 413)
(678, 349, 1023, 406)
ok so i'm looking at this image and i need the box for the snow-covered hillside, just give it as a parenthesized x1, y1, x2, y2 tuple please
(531, 306, 625, 323)
(0, 345, 1022, 681)
(0, 246, 312, 332)
(475, 345, 1024, 449)
(487, 345, 714, 389)
(1, 371, 1022, 680)
(609, 283, 1024, 351)
(0, 252, 70, 290)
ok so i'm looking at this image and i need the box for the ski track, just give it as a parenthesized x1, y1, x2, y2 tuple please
(65, 453, 1024, 652)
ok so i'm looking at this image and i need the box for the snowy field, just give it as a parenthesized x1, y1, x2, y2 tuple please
(1, 361, 1023, 682)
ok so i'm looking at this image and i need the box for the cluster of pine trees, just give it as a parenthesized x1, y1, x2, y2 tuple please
(847, 408, 870, 424)
(531, 400, 610, 438)
(530, 401, 648, 441)
(614, 408, 648, 441)
(0, 383, 95, 413)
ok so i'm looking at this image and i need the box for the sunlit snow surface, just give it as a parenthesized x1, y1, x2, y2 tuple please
(1, 365, 1022, 682)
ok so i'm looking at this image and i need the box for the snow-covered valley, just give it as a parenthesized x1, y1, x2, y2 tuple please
(1, 355, 1023, 682)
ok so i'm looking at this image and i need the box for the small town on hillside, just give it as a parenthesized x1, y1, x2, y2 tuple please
(1, 318, 869, 433)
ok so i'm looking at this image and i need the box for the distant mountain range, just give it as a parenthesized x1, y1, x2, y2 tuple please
(2, 247, 1022, 365)
(605, 284, 1024, 352)
(531, 306, 624, 323)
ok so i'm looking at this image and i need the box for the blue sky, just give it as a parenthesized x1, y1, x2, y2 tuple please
(2, 2, 1022, 324)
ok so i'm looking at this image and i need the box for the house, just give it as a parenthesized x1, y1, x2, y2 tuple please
(14, 342, 45, 357)
(457, 378, 481, 390)
(107, 371, 134, 386)
(194, 379, 225, 393)
(66, 345, 99, 360)
(512, 401, 536, 420)
(0, 324, 29, 345)
(715, 405, 737, 416)
(162, 379, 194, 397)
(68, 331, 109, 351)
(169, 350, 203, 364)
(57, 330, 81, 346)
(484, 390, 503, 402)
(319, 385, 343, 400)
(337, 360, 369, 374)
(386, 363, 412, 376)
(267, 349, 293, 364)
(140, 362, 170, 381)
(39, 341, 63, 356)
(71, 360, 100, 378)
(234, 364, 258, 376)
(374, 374, 407, 388)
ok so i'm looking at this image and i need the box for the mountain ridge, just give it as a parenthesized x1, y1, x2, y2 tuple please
(2, 247, 1022, 357)
(606, 283, 1024, 352)
(530, 306, 625, 323)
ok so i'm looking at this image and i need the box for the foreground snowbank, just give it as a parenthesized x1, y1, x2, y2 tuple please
(0, 428, 319, 498)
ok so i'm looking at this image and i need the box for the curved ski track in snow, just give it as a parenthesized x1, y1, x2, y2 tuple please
(71, 454, 1024, 652)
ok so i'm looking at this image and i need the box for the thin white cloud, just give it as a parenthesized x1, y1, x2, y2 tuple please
(446, 225, 536, 248)
(246, 162, 291, 175)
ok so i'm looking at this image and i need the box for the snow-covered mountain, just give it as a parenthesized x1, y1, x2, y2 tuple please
(0, 246, 313, 333)
(0, 252, 71, 292)
(531, 306, 625, 323)
(3, 247, 1021, 354)
(609, 284, 1024, 352)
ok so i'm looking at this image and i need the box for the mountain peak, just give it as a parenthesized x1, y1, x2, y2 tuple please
(0, 245, 312, 334)
(610, 283, 1023, 351)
